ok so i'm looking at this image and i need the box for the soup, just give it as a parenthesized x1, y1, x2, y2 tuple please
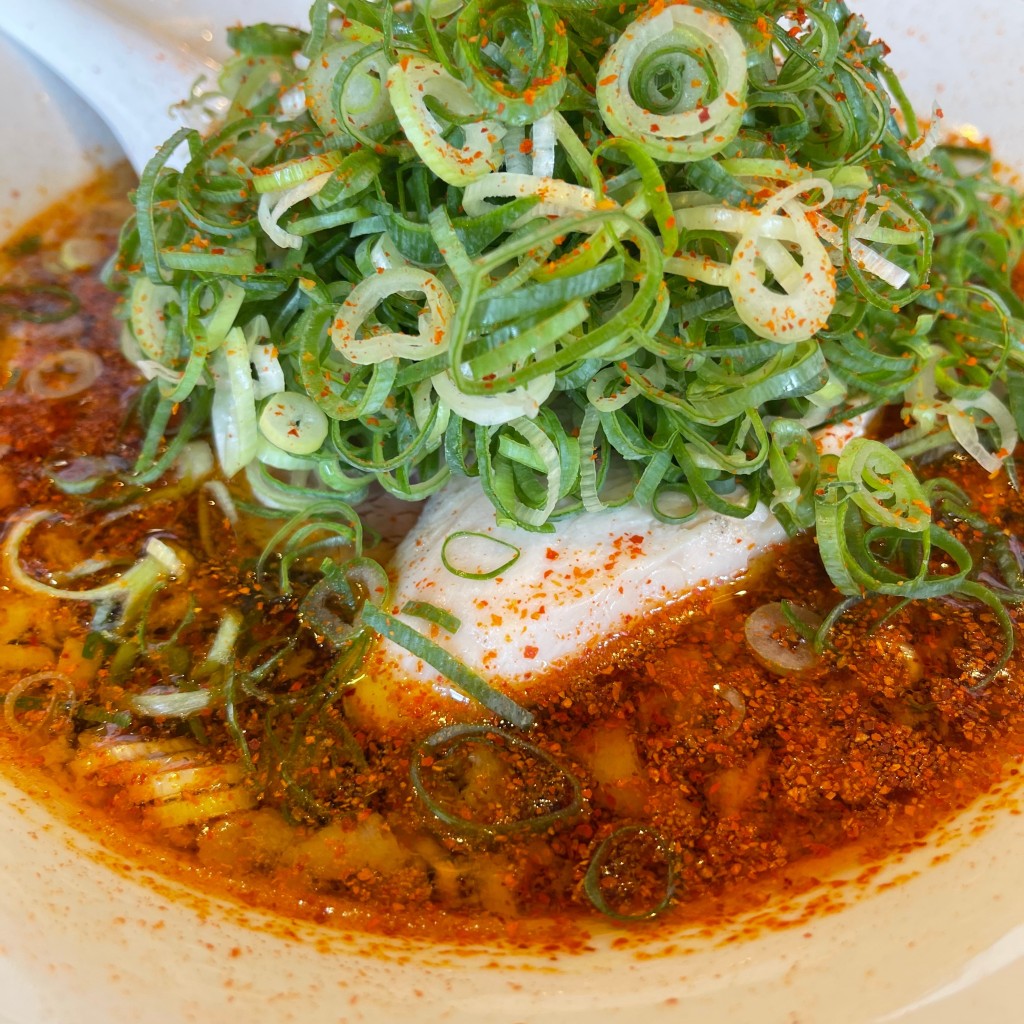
(2, 0, 1024, 948)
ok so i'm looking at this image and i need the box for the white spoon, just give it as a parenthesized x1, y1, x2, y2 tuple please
(0, 0, 307, 174)
(0, 0, 220, 173)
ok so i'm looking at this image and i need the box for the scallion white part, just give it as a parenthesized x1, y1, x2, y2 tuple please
(127, 688, 212, 719)
(4, 671, 76, 734)
(530, 113, 557, 179)
(2, 509, 186, 633)
(431, 363, 556, 426)
(948, 393, 1018, 474)
(257, 170, 335, 249)
(258, 390, 330, 454)
(23, 348, 103, 400)
(462, 172, 596, 220)
(210, 327, 259, 477)
(596, 4, 747, 162)
(728, 180, 837, 343)
(386, 56, 505, 185)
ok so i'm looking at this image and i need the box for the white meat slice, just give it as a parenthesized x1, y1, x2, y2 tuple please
(346, 415, 868, 730)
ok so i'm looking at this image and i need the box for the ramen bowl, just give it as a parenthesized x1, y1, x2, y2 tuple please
(2, 3, 1024, 1022)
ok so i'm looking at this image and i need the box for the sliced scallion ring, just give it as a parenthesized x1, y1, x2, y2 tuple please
(23, 348, 103, 400)
(744, 602, 823, 675)
(441, 530, 521, 580)
(211, 327, 259, 476)
(461, 173, 597, 221)
(729, 180, 837, 343)
(454, 0, 568, 125)
(583, 826, 677, 922)
(4, 671, 77, 736)
(401, 600, 461, 634)
(258, 391, 330, 455)
(596, 4, 747, 162)
(0, 283, 80, 323)
(330, 266, 454, 364)
(835, 437, 931, 533)
(360, 605, 534, 728)
(386, 56, 505, 185)
(129, 277, 179, 361)
(299, 556, 388, 648)
(304, 21, 387, 139)
(251, 150, 345, 194)
(410, 723, 582, 834)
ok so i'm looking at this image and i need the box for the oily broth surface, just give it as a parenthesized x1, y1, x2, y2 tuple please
(2, 173, 1024, 946)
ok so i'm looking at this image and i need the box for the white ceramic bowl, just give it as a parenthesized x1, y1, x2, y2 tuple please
(2, 4, 1024, 1022)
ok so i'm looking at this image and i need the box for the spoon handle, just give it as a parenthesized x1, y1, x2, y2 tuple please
(0, 0, 216, 173)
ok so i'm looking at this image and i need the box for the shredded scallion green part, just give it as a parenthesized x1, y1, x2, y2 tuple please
(401, 600, 462, 634)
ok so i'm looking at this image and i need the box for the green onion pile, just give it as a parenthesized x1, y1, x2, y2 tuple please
(105, 0, 1024, 664)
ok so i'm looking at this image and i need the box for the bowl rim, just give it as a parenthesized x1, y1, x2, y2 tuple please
(3, 3, 1024, 1022)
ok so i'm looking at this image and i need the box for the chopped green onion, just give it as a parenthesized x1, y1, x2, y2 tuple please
(3, 671, 77, 736)
(410, 723, 580, 833)
(360, 605, 534, 728)
(401, 600, 461, 634)
(2, 509, 186, 636)
(126, 688, 212, 719)
(300, 556, 389, 648)
(744, 601, 822, 675)
(440, 530, 521, 580)
(0, 284, 80, 323)
(583, 825, 677, 922)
